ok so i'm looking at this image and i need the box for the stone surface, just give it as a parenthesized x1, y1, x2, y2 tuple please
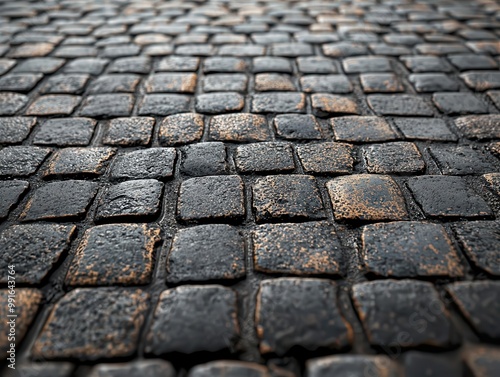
(33, 288, 149, 360)
(256, 278, 352, 355)
(103, 117, 154, 146)
(363, 142, 425, 174)
(79, 94, 134, 117)
(352, 280, 456, 348)
(252, 175, 325, 223)
(362, 221, 463, 278)
(22, 180, 98, 221)
(367, 95, 434, 116)
(188, 361, 270, 377)
(181, 142, 227, 176)
(307, 355, 397, 377)
(0, 224, 75, 284)
(331, 116, 399, 143)
(454, 115, 500, 140)
(0, 180, 28, 219)
(0, 146, 50, 177)
(253, 222, 342, 275)
(454, 221, 500, 276)
(407, 176, 492, 218)
(235, 142, 295, 174)
(252, 92, 306, 113)
(95, 179, 163, 222)
(428, 146, 495, 175)
(177, 175, 245, 223)
(66, 224, 160, 286)
(145, 285, 239, 354)
(167, 224, 245, 283)
(464, 347, 500, 377)
(296, 142, 354, 174)
(26, 95, 81, 116)
(0, 92, 29, 115)
(393, 117, 457, 141)
(433, 93, 488, 115)
(43, 147, 115, 178)
(274, 114, 322, 140)
(34, 118, 96, 146)
(0, 289, 42, 356)
(404, 352, 462, 377)
(447, 282, 500, 341)
(327, 175, 408, 222)
(159, 113, 204, 146)
(311, 94, 359, 116)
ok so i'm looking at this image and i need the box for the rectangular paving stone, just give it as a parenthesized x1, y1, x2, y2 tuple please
(14, 58, 65, 74)
(34, 118, 96, 146)
(0, 224, 75, 284)
(368, 94, 434, 116)
(343, 56, 392, 73)
(64, 58, 108, 74)
(8, 362, 74, 377)
(256, 278, 352, 355)
(360, 73, 404, 93)
(274, 114, 323, 140)
(66, 223, 160, 286)
(110, 148, 176, 180)
(145, 285, 239, 354)
(297, 57, 337, 73)
(0, 180, 28, 219)
(352, 280, 456, 348)
(138, 94, 190, 116)
(300, 75, 352, 93)
(22, 180, 98, 221)
(95, 179, 163, 222)
(88, 74, 140, 94)
(454, 115, 500, 140)
(252, 175, 325, 223)
(195, 92, 244, 114)
(202, 74, 248, 92)
(323, 42, 367, 57)
(253, 222, 343, 276)
(447, 282, 500, 341)
(177, 175, 245, 223)
(255, 73, 296, 92)
(43, 147, 116, 178)
(454, 221, 500, 276)
(296, 142, 354, 175)
(88, 360, 174, 377)
(409, 74, 459, 92)
(145, 73, 197, 93)
(235, 142, 295, 174)
(362, 221, 463, 278)
(401, 55, 452, 72)
(9, 43, 54, 58)
(79, 94, 134, 117)
(428, 145, 496, 175)
(253, 57, 292, 73)
(331, 116, 399, 143)
(158, 55, 200, 71)
(327, 175, 408, 222)
(41, 74, 90, 94)
(252, 92, 306, 113)
(32, 288, 149, 360)
(26, 95, 81, 116)
(0, 116, 36, 144)
(0, 73, 43, 92)
(0, 146, 50, 177)
(404, 352, 462, 377)
(0, 289, 42, 357)
(407, 176, 492, 218)
(433, 92, 488, 115)
(311, 94, 359, 117)
(203, 57, 246, 73)
(167, 224, 245, 283)
(363, 142, 425, 174)
(464, 346, 500, 377)
(209, 113, 270, 142)
(103, 117, 155, 146)
(393, 117, 457, 141)
(159, 113, 204, 146)
(307, 355, 398, 377)
(0, 92, 29, 115)
(448, 54, 497, 71)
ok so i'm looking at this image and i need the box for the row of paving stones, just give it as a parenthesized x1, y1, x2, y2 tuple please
(0, 172, 498, 223)
(5, 349, 500, 377)
(1, 69, 499, 96)
(2, 113, 500, 146)
(2, 90, 500, 117)
(1, 280, 499, 360)
(1, 219, 499, 287)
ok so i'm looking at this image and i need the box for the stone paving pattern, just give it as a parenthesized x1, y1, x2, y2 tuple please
(0, 0, 500, 376)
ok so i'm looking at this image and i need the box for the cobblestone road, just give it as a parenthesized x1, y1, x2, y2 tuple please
(1, 0, 500, 376)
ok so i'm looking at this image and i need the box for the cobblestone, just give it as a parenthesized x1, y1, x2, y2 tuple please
(256, 278, 351, 355)
(1, 0, 499, 373)
(146, 285, 239, 354)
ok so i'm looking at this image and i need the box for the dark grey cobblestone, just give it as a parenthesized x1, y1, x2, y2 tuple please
(1, 0, 500, 373)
